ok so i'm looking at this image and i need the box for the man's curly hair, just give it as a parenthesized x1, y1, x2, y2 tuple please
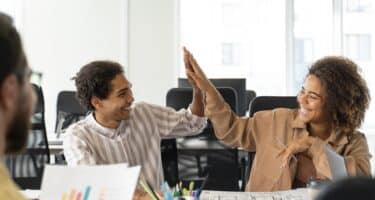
(308, 56, 370, 136)
(73, 61, 124, 110)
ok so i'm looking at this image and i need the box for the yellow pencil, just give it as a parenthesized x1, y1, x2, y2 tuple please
(139, 180, 159, 200)
(61, 192, 68, 200)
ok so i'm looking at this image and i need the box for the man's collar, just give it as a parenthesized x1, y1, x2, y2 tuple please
(88, 113, 119, 138)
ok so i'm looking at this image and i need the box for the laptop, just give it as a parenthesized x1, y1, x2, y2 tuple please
(324, 145, 348, 180)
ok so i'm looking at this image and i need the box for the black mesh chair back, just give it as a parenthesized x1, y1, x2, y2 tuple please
(166, 87, 238, 139)
(249, 96, 298, 117)
(162, 87, 240, 191)
(55, 91, 88, 135)
(166, 87, 238, 113)
(244, 96, 298, 189)
(5, 84, 50, 189)
(245, 90, 256, 113)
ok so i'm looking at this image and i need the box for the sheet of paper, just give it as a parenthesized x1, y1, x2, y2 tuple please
(21, 189, 40, 200)
(200, 188, 310, 200)
(40, 164, 139, 200)
(324, 145, 348, 180)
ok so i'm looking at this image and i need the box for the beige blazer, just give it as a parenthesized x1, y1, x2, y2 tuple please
(204, 89, 371, 192)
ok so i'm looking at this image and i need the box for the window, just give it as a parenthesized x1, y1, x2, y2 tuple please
(346, 0, 372, 12)
(222, 3, 241, 26)
(345, 34, 371, 61)
(292, 0, 333, 94)
(222, 43, 241, 65)
(180, 0, 286, 94)
(293, 38, 313, 92)
(343, 0, 374, 134)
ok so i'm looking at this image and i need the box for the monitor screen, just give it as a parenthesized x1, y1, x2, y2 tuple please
(178, 78, 247, 116)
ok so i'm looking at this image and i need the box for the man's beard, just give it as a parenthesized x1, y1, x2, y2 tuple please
(5, 98, 32, 154)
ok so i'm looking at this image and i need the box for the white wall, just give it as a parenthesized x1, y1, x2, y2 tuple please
(128, 0, 178, 105)
(8, 0, 178, 132)
(19, 0, 127, 132)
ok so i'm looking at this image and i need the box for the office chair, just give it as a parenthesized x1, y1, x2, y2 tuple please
(178, 78, 247, 116)
(55, 91, 88, 136)
(245, 90, 256, 113)
(160, 138, 179, 186)
(5, 84, 50, 189)
(315, 177, 375, 200)
(162, 87, 240, 191)
(54, 91, 88, 164)
(243, 96, 298, 190)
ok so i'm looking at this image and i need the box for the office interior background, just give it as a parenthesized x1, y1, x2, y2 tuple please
(1, 0, 374, 172)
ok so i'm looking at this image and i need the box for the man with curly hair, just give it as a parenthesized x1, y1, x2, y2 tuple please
(0, 12, 36, 199)
(63, 59, 207, 189)
(184, 48, 371, 192)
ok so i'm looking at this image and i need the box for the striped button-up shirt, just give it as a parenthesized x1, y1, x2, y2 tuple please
(63, 101, 207, 189)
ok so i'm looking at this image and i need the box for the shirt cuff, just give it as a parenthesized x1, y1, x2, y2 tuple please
(187, 104, 208, 129)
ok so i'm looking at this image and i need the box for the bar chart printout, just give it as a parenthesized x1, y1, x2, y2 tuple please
(40, 164, 140, 200)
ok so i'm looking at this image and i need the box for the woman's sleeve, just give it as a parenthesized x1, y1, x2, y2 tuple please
(343, 134, 371, 176)
(307, 133, 371, 179)
(145, 102, 207, 138)
(204, 88, 261, 151)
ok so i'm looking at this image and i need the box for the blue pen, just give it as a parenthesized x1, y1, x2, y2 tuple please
(82, 186, 91, 200)
(161, 182, 168, 193)
(161, 182, 173, 200)
(164, 192, 173, 200)
(195, 188, 201, 198)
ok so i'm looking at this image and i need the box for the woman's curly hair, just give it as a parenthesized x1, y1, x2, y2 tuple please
(308, 56, 370, 136)
(72, 61, 124, 110)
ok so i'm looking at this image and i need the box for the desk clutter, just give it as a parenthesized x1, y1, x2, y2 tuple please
(141, 181, 201, 200)
(140, 181, 311, 200)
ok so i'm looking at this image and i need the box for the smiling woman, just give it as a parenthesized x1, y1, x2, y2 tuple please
(183, 48, 371, 192)
(297, 75, 328, 128)
(306, 57, 370, 138)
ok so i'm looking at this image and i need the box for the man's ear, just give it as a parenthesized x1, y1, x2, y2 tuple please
(90, 96, 101, 110)
(0, 75, 19, 112)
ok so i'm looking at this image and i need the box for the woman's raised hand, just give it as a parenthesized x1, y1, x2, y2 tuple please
(183, 47, 214, 93)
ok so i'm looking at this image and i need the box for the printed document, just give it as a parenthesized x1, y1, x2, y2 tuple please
(200, 188, 310, 200)
(40, 164, 139, 200)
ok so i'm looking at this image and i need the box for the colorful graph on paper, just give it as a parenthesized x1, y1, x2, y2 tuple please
(60, 186, 110, 200)
(40, 164, 140, 200)
(60, 186, 95, 200)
